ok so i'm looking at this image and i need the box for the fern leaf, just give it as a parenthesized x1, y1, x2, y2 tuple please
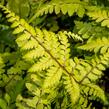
(87, 7, 109, 28)
(63, 31, 83, 41)
(43, 67, 62, 88)
(58, 32, 70, 65)
(16, 95, 39, 108)
(23, 48, 45, 60)
(13, 25, 25, 34)
(28, 57, 53, 72)
(82, 84, 106, 102)
(16, 32, 31, 42)
(29, 0, 87, 22)
(78, 53, 109, 84)
(21, 39, 38, 50)
(64, 75, 80, 105)
(78, 37, 109, 53)
(74, 96, 92, 109)
(26, 83, 40, 96)
(11, 21, 20, 28)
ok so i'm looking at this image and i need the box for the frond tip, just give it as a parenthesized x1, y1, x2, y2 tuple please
(63, 31, 83, 41)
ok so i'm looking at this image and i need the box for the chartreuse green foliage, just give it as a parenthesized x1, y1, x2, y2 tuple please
(87, 6, 109, 28)
(0, 49, 28, 109)
(0, 0, 109, 108)
(75, 8, 109, 54)
(79, 37, 109, 53)
(29, 0, 88, 23)
(0, 2, 109, 108)
(74, 21, 109, 40)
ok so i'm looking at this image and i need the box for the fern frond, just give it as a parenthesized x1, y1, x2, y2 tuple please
(29, 0, 88, 22)
(87, 6, 109, 28)
(16, 94, 40, 109)
(82, 84, 106, 102)
(43, 67, 62, 88)
(16, 32, 31, 42)
(63, 31, 83, 41)
(23, 48, 45, 60)
(78, 37, 109, 53)
(0, 52, 20, 87)
(0, 4, 109, 108)
(78, 52, 109, 84)
(74, 95, 92, 109)
(7, 60, 31, 74)
(0, 5, 80, 106)
(63, 75, 80, 105)
(26, 83, 40, 96)
(17, 81, 55, 109)
(39, 1, 86, 16)
(74, 21, 109, 43)
(29, 56, 53, 72)
(21, 39, 38, 50)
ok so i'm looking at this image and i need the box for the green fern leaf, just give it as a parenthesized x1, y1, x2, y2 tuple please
(63, 31, 83, 41)
(13, 25, 24, 34)
(29, 57, 53, 72)
(21, 39, 38, 50)
(16, 32, 31, 42)
(29, 0, 87, 22)
(64, 75, 80, 105)
(43, 67, 62, 88)
(87, 7, 109, 28)
(26, 83, 40, 96)
(82, 84, 106, 102)
(23, 48, 45, 60)
(78, 37, 109, 53)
